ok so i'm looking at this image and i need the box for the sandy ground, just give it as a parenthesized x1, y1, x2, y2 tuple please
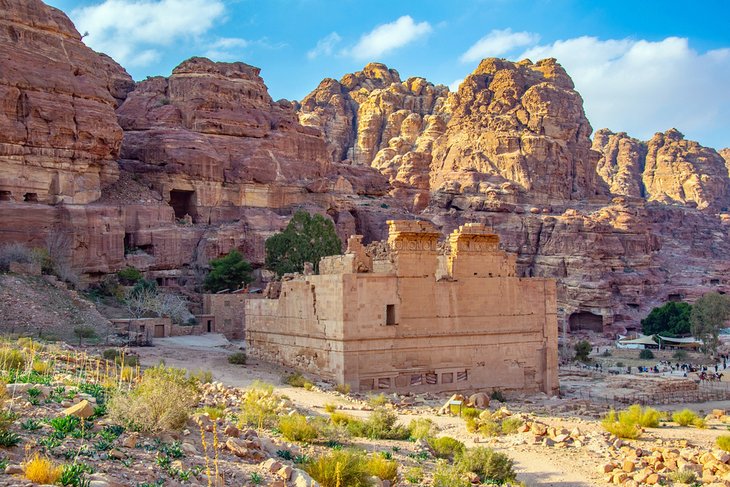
(134, 335, 730, 487)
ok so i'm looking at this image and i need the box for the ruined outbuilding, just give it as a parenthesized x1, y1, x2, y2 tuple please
(245, 221, 559, 395)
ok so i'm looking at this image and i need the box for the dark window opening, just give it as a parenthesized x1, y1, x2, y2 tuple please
(711, 279, 720, 285)
(385, 304, 396, 326)
(207, 320, 213, 332)
(169, 189, 197, 222)
(23, 193, 38, 202)
(155, 277, 164, 286)
(124, 233, 133, 250)
(0, 191, 11, 201)
(627, 303, 640, 309)
(667, 293, 683, 302)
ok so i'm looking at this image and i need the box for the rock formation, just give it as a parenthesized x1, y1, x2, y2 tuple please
(0, 0, 133, 204)
(593, 129, 646, 199)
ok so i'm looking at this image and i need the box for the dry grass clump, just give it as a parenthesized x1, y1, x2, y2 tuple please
(408, 417, 435, 440)
(602, 409, 642, 439)
(305, 449, 397, 487)
(238, 381, 282, 429)
(282, 372, 314, 389)
(0, 347, 26, 371)
(23, 453, 62, 484)
(456, 446, 517, 484)
(427, 436, 465, 460)
(278, 413, 318, 442)
(717, 435, 730, 452)
(672, 409, 705, 428)
(227, 352, 247, 365)
(108, 364, 200, 433)
(601, 404, 661, 439)
(345, 407, 409, 440)
(465, 409, 523, 437)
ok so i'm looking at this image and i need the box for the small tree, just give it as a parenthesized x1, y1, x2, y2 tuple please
(691, 292, 730, 355)
(641, 301, 692, 337)
(265, 210, 341, 276)
(574, 340, 592, 362)
(73, 326, 97, 346)
(203, 250, 253, 293)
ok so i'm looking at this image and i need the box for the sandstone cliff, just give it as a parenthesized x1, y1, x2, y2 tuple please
(0, 0, 133, 205)
(593, 129, 730, 210)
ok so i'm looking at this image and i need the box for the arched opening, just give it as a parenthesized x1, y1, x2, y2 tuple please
(568, 311, 603, 332)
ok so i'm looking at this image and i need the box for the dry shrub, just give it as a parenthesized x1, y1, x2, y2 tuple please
(24, 453, 62, 484)
(432, 460, 470, 487)
(108, 364, 200, 433)
(672, 409, 700, 427)
(365, 453, 398, 482)
(456, 446, 517, 484)
(334, 383, 351, 394)
(279, 413, 318, 442)
(601, 410, 642, 439)
(238, 381, 282, 429)
(304, 449, 371, 487)
(408, 418, 435, 440)
(717, 435, 730, 451)
(346, 407, 409, 440)
(0, 347, 26, 371)
(623, 404, 661, 428)
(428, 436, 465, 460)
(500, 417, 524, 434)
(0, 243, 33, 271)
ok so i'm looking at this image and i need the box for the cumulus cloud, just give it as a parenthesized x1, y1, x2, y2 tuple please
(346, 16, 432, 60)
(307, 32, 342, 60)
(519, 36, 730, 142)
(71, 0, 226, 67)
(460, 28, 539, 63)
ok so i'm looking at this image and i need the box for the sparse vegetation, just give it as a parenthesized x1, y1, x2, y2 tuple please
(283, 371, 314, 389)
(227, 352, 247, 365)
(279, 413, 319, 442)
(346, 406, 409, 440)
(669, 468, 698, 484)
(574, 339, 592, 362)
(408, 417, 436, 440)
(427, 436, 465, 459)
(717, 435, 730, 452)
(432, 459, 470, 487)
(108, 364, 200, 433)
(601, 409, 642, 439)
(639, 348, 654, 359)
(72, 325, 97, 346)
(304, 449, 371, 487)
(238, 381, 282, 429)
(117, 266, 143, 285)
(672, 409, 704, 427)
(456, 447, 517, 484)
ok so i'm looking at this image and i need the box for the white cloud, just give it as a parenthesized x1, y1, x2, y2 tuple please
(205, 37, 249, 61)
(448, 78, 463, 92)
(71, 0, 226, 67)
(460, 28, 539, 63)
(307, 32, 342, 60)
(518, 36, 730, 142)
(346, 16, 432, 60)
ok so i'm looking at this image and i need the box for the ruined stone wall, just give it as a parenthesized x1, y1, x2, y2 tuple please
(203, 293, 264, 340)
(246, 221, 559, 395)
(245, 277, 347, 379)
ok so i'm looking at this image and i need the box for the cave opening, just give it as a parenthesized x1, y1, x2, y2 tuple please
(568, 311, 603, 332)
(169, 189, 196, 222)
(23, 192, 38, 202)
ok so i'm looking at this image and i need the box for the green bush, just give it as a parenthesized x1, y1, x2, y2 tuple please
(0, 347, 26, 370)
(456, 447, 517, 484)
(432, 460, 470, 487)
(639, 349, 655, 359)
(601, 410, 642, 439)
(108, 364, 200, 433)
(117, 266, 143, 285)
(490, 389, 506, 402)
(717, 435, 730, 452)
(672, 409, 700, 427)
(279, 413, 319, 442)
(346, 407, 409, 440)
(364, 453, 398, 482)
(428, 436, 465, 459)
(408, 418, 435, 440)
(673, 350, 688, 360)
(304, 449, 370, 487)
(227, 352, 247, 365)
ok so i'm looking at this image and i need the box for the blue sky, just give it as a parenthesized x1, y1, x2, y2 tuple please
(47, 0, 730, 149)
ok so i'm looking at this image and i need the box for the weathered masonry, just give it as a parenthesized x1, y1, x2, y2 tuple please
(245, 221, 559, 395)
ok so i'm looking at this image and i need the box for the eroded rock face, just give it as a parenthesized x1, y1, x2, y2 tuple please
(431, 58, 601, 203)
(117, 57, 339, 223)
(643, 129, 729, 210)
(593, 129, 730, 210)
(593, 129, 646, 199)
(0, 0, 133, 204)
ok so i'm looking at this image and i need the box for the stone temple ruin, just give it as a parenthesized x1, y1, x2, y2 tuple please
(245, 220, 559, 395)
